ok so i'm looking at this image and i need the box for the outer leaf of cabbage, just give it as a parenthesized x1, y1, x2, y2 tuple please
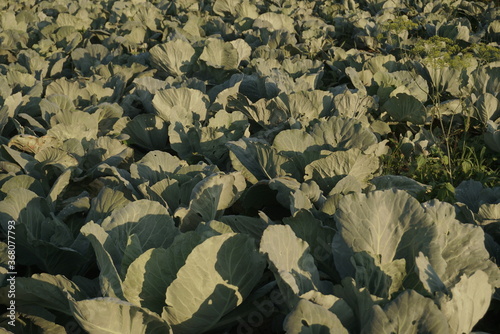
(162, 233, 265, 333)
(69, 297, 172, 334)
(199, 38, 239, 70)
(123, 232, 202, 314)
(284, 299, 349, 334)
(149, 39, 196, 77)
(361, 290, 449, 334)
(260, 225, 329, 310)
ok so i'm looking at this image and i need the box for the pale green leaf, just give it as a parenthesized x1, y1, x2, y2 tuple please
(333, 190, 435, 277)
(0, 175, 44, 198)
(310, 116, 378, 152)
(149, 39, 196, 77)
(123, 114, 168, 151)
(475, 93, 499, 124)
(415, 252, 447, 295)
(15, 273, 87, 315)
(70, 297, 172, 334)
(130, 150, 186, 185)
(227, 138, 298, 184)
(304, 149, 379, 194)
(382, 93, 426, 124)
(101, 199, 179, 255)
(152, 87, 209, 124)
(253, 13, 295, 33)
(439, 271, 492, 334)
(123, 232, 202, 314)
(47, 169, 72, 211)
(162, 233, 265, 333)
(80, 222, 124, 299)
(284, 299, 349, 334)
(283, 210, 336, 279)
(176, 172, 246, 231)
(260, 225, 327, 310)
(200, 38, 239, 70)
(362, 290, 449, 334)
(86, 187, 131, 224)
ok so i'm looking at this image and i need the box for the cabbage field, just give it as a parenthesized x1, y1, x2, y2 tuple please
(1, 0, 500, 333)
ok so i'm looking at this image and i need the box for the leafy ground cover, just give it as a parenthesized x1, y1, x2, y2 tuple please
(0, 0, 500, 333)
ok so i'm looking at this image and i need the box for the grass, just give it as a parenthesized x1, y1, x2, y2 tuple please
(382, 124, 500, 202)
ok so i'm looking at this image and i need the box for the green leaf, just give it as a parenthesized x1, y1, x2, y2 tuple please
(304, 149, 379, 194)
(273, 129, 316, 155)
(283, 210, 337, 279)
(276, 90, 335, 121)
(14, 274, 87, 315)
(415, 252, 447, 295)
(370, 175, 428, 199)
(0, 187, 46, 230)
(123, 232, 202, 314)
(45, 78, 90, 103)
(485, 120, 500, 153)
(438, 271, 492, 334)
(83, 136, 133, 172)
(213, 0, 240, 16)
(373, 71, 428, 104)
(284, 299, 349, 334)
(121, 234, 143, 278)
(227, 138, 298, 184)
(152, 87, 209, 124)
(0, 189, 85, 275)
(382, 93, 426, 124)
(175, 172, 246, 231)
(101, 200, 179, 256)
(333, 190, 435, 278)
(332, 278, 377, 333)
(130, 151, 187, 185)
(227, 93, 287, 127)
(362, 290, 449, 334)
(273, 129, 320, 174)
(345, 67, 367, 95)
(123, 248, 172, 314)
(86, 187, 131, 224)
(334, 89, 376, 120)
(69, 297, 172, 334)
(351, 252, 393, 299)
(0, 175, 45, 198)
(0, 145, 39, 177)
(425, 63, 467, 97)
(475, 93, 499, 124)
(424, 200, 500, 289)
(145, 178, 181, 212)
(34, 147, 78, 172)
(168, 121, 202, 161)
(260, 225, 329, 310)
(162, 233, 265, 333)
(149, 39, 196, 77)
(310, 116, 378, 152)
(199, 38, 239, 70)
(80, 222, 124, 299)
(71, 44, 111, 77)
(253, 13, 295, 33)
(219, 215, 271, 239)
(268, 177, 304, 210)
(16, 306, 67, 334)
(230, 39, 252, 65)
(123, 114, 168, 151)
(47, 169, 72, 211)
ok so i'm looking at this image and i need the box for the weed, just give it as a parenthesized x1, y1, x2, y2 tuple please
(411, 36, 475, 68)
(382, 127, 500, 202)
(465, 43, 500, 64)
